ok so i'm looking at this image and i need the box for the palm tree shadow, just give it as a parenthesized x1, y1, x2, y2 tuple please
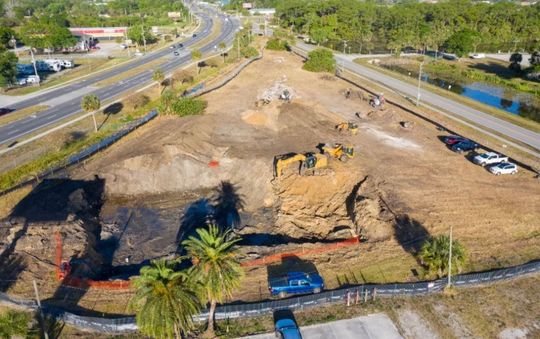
(212, 181, 245, 231)
(393, 214, 430, 256)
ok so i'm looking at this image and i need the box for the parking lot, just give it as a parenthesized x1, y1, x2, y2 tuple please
(242, 313, 403, 339)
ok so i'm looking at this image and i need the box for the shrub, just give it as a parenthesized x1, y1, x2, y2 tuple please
(169, 97, 207, 117)
(241, 46, 259, 58)
(172, 70, 194, 85)
(266, 38, 288, 51)
(125, 93, 150, 111)
(303, 48, 335, 73)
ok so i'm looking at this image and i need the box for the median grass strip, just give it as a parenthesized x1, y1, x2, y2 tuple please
(354, 58, 540, 133)
(0, 105, 49, 125)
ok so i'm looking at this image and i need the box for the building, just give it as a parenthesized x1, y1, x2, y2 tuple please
(248, 8, 276, 16)
(68, 27, 128, 39)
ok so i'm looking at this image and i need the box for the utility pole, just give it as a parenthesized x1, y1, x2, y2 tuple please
(29, 48, 40, 86)
(416, 61, 423, 106)
(447, 225, 453, 288)
(140, 15, 147, 54)
(237, 34, 240, 60)
(343, 40, 348, 54)
(33, 280, 49, 339)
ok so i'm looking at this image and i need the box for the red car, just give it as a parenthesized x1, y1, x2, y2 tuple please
(444, 135, 468, 145)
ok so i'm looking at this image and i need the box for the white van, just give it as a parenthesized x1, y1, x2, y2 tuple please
(61, 59, 74, 68)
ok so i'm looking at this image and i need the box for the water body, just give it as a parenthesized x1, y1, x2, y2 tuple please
(383, 65, 540, 123)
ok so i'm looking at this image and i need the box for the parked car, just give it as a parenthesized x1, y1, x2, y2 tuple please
(444, 135, 468, 145)
(451, 140, 478, 153)
(473, 152, 509, 167)
(275, 318, 302, 339)
(269, 272, 324, 298)
(471, 53, 486, 59)
(489, 162, 518, 175)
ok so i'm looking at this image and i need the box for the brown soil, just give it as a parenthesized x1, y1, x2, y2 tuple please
(1, 50, 539, 311)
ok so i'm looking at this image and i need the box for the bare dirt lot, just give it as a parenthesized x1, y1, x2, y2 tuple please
(1, 50, 539, 310)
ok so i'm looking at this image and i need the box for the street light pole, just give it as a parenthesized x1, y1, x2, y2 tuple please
(343, 40, 348, 54)
(447, 225, 453, 288)
(416, 61, 423, 106)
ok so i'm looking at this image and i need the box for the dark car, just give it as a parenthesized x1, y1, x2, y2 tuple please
(178, 43, 184, 48)
(275, 318, 302, 339)
(192, 33, 197, 38)
(444, 135, 468, 145)
(451, 140, 478, 153)
(0, 108, 13, 116)
(269, 272, 324, 298)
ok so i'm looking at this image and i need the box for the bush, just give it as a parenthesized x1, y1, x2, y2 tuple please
(303, 48, 335, 73)
(266, 38, 288, 51)
(169, 97, 207, 117)
(125, 93, 150, 112)
(241, 46, 259, 58)
(172, 70, 194, 85)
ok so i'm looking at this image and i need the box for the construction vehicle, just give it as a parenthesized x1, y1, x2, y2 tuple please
(274, 152, 329, 177)
(335, 121, 358, 135)
(323, 143, 355, 162)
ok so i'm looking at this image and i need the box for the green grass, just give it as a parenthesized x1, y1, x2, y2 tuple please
(354, 58, 540, 133)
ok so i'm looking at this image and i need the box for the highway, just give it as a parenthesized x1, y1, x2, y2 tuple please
(0, 5, 239, 146)
(296, 42, 540, 154)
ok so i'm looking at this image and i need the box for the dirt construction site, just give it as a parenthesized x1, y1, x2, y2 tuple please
(0, 50, 539, 313)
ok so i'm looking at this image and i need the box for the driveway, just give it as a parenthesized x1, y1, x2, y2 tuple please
(242, 313, 403, 339)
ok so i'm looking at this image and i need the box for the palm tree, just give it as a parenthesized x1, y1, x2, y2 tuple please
(81, 94, 101, 132)
(218, 42, 227, 62)
(159, 89, 176, 115)
(418, 234, 467, 278)
(191, 49, 202, 74)
(128, 259, 202, 338)
(182, 224, 244, 337)
(153, 68, 165, 93)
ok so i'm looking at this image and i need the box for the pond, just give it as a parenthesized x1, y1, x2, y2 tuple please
(382, 64, 540, 123)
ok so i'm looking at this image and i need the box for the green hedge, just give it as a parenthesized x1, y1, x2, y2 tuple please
(303, 48, 335, 73)
(266, 38, 288, 51)
(170, 97, 207, 117)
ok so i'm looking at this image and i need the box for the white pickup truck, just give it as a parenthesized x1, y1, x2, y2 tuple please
(473, 152, 509, 166)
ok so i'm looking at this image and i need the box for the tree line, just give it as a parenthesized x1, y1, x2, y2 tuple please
(275, 0, 540, 55)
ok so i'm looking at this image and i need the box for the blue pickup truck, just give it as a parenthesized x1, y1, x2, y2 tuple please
(269, 272, 324, 298)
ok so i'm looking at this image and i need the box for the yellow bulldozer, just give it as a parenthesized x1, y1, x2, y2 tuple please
(335, 121, 358, 135)
(274, 152, 329, 177)
(322, 143, 355, 162)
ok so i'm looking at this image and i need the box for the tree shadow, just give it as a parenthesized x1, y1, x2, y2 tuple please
(176, 198, 214, 253)
(393, 215, 430, 255)
(266, 255, 319, 284)
(63, 131, 87, 147)
(468, 61, 516, 80)
(0, 254, 27, 292)
(99, 102, 124, 130)
(212, 181, 244, 231)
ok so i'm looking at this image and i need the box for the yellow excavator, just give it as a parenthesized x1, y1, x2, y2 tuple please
(335, 121, 358, 135)
(274, 152, 329, 177)
(322, 143, 355, 162)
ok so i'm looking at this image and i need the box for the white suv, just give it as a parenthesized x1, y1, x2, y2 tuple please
(489, 162, 518, 175)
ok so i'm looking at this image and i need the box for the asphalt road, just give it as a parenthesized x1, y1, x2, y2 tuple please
(243, 314, 403, 339)
(0, 5, 239, 146)
(297, 42, 540, 153)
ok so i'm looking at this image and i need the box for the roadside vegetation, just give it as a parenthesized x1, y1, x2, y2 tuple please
(303, 48, 335, 73)
(274, 0, 540, 56)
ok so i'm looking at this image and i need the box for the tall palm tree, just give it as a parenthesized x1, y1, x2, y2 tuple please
(81, 94, 101, 132)
(128, 259, 201, 338)
(182, 224, 244, 337)
(153, 69, 165, 93)
(418, 234, 467, 278)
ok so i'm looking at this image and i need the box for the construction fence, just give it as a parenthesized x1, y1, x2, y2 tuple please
(0, 260, 538, 333)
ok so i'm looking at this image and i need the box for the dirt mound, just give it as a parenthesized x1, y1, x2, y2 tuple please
(0, 179, 106, 294)
(272, 166, 394, 241)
